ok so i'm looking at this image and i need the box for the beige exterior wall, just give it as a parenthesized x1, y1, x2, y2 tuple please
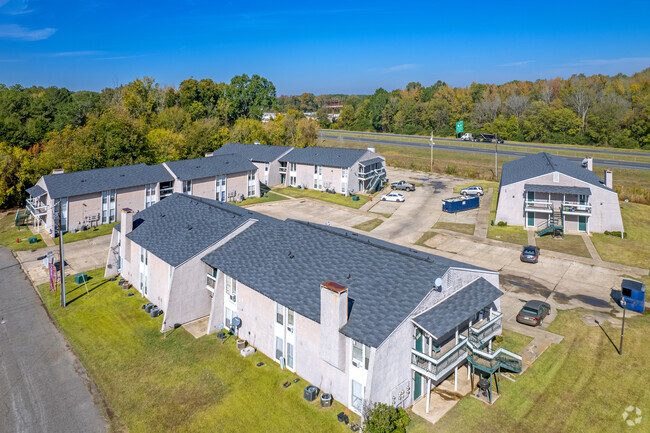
(495, 171, 624, 233)
(191, 176, 216, 200)
(116, 185, 146, 215)
(67, 192, 101, 231)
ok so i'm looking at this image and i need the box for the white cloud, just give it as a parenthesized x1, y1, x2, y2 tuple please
(383, 63, 417, 73)
(497, 60, 534, 67)
(0, 24, 55, 41)
(50, 51, 102, 57)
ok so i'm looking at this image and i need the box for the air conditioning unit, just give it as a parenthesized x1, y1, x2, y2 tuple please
(145, 304, 155, 313)
(304, 385, 319, 402)
(150, 307, 163, 318)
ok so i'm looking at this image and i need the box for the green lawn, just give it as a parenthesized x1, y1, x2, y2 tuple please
(453, 181, 499, 194)
(535, 234, 591, 258)
(591, 202, 650, 270)
(235, 192, 288, 206)
(273, 187, 370, 209)
(54, 222, 117, 245)
(433, 222, 475, 236)
(486, 191, 528, 246)
(408, 309, 650, 433)
(37, 268, 356, 433)
(492, 329, 533, 354)
(0, 213, 45, 251)
(415, 231, 437, 248)
(352, 218, 384, 232)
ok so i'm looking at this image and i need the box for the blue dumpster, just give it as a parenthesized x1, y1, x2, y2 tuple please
(442, 196, 479, 213)
(621, 279, 645, 313)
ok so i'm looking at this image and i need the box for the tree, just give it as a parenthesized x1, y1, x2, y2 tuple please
(0, 142, 31, 207)
(230, 118, 267, 144)
(122, 77, 164, 121)
(362, 402, 410, 433)
(227, 74, 276, 120)
(566, 79, 595, 132)
(505, 94, 530, 119)
(473, 96, 501, 126)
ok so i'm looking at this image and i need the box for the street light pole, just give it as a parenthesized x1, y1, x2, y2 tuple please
(619, 297, 626, 356)
(57, 200, 66, 307)
(429, 131, 434, 173)
(495, 134, 499, 179)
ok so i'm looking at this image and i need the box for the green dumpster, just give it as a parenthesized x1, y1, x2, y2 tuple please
(352, 196, 360, 201)
(75, 273, 88, 284)
(28, 236, 38, 244)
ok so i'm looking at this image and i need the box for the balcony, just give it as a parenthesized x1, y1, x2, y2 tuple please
(469, 312, 502, 348)
(524, 200, 553, 213)
(561, 201, 591, 216)
(279, 166, 287, 173)
(410, 335, 468, 381)
(358, 167, 386, 180)
(26, 198, 47, 217)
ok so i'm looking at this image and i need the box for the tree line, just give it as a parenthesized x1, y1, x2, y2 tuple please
(0, 75, 318, 208)
(279, 69, 650, 149)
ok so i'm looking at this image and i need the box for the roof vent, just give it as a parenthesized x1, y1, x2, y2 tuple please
(287, 251, 294, 259)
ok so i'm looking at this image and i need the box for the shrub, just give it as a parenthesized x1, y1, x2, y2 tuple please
(363, 402, 410, 433)
(497, 221, 507, 227)
(445, 164, 457, 175)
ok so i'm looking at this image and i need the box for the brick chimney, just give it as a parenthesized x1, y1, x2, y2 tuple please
(120, 208, 133, 264)
(604, 170, 613, 189)
(320, 281, 349, 371)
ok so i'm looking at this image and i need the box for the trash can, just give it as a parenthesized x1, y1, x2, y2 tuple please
(74, 273, 88, 284)
(352, 196, 359, 201)
(320, 393, 332, 407)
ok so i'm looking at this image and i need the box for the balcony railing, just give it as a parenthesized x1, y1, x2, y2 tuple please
(469, 312, 502, 348)
(410, 335, 468, 380)
(524, 200, 553, 212)
(561, 201, 591, 215)
(160, 186, 174, 198)
(358, 167, 386, 180)
(279, 166, 287, 173)
(26, 198, 47, 217)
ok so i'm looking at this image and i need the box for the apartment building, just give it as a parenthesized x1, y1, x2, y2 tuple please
(212, 143, 292, 186)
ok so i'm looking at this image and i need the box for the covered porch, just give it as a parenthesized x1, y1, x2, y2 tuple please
(25, 185, 48, 233)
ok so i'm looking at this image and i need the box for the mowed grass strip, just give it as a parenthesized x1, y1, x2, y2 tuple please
(408, 309, 650, 433)
(415, 231, 437, 248)
(491, 329, 534, 354)
(235, 191, 288, 206)
(591, 201, 650, 269)
(536, 234, 591, 258)
(433, 222, 476, 236)
(487, 191, 528, 246)
(54, 222, 118, 245)
(36, 268, 352, 433)
(0, 214, 45, 250)
(353, 218, 384, 232)
(273, 186, 370, 209)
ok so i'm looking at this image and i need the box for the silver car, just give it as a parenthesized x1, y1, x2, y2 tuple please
(516, 300, 550, 327)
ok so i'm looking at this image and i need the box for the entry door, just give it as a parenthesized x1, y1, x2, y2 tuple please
(579, 215, 586, 231)
(527, 212, 535, 227)
(414, 372, 423, 400)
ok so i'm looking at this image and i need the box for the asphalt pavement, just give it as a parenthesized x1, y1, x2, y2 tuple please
(0, 247, 107, 433)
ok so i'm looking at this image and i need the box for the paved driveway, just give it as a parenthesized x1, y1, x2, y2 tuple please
(0, 247, 107, 433)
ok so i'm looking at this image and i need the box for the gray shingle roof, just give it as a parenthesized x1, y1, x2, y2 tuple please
(359, 156, 385, 166)
(412, 278, 503, 339)
(119, 194, 261, 267)
(213, 143, 292, 163)
(524, 184, 592, 196)
(202, 219, 486, 348)
(42, 164, 174, 200)
(500, 152, 612, 192)
(26, 185, 46, 197)
(280, 147, 370, 168)
(164, 154, 256, 181)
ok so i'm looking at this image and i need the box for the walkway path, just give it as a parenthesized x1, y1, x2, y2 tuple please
(473, 188, 492, 238)
(0, 247, 108, 433)
(581, 234, 603, 262)
(527, 230, 536, 246)
(502, 321, 564, 373)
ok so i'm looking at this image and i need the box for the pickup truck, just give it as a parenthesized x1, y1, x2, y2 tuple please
(391, 181, 415, 191)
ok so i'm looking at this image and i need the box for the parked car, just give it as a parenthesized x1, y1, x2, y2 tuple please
(381, 192, 405, 202)
(520, 245, 540, 263)
(460, 185, 484, 196)
(391, 181, 415, 191)
(516, 300, 550, 327)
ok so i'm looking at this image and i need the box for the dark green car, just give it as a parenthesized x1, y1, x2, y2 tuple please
(516, 300, 550, 326)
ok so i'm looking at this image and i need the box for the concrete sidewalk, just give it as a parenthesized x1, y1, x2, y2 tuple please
(473, 188, 493, 238)
(0, 247, 108, 433)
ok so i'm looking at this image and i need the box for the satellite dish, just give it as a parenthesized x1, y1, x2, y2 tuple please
(435, 278, 443, 290)
(231, 316, 242, 328)
(581, 158, 588, 167)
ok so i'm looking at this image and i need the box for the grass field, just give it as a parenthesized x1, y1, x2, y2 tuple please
(453, 181, 499, 194)
(536, 234, 591, 258)
(235, 192, 288, 206)
(54, 222, 117, 245)
(415, 231, 437, 248)
(591, 201, 650, 270)
(36, 268, 356, 433)
(408, 309, 650, 433)
(353, 218, 384, 232)
(491, 329, 534, 354)
(486, 191, 528, 246)
(0, 214, 45, 251)
(273, 186, 370, 209)
(433, 222, 475, 236)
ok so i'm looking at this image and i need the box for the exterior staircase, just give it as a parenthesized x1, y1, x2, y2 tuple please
(466, 344, 523, 375)
(366, 170, 384, 193)
(536, 209, 564, 237)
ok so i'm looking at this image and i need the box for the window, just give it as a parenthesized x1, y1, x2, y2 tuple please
(275, 336, 284, 361)
(160, 181, 173, 199)
(145, 184, 156, 208)
(342, 168, 348, 179)
(290, 162, 296, 172)
(225, 275, 236, 303)
(290, 175, 297, 187)
(287, 342, 294, 369)
(183, 180, 192, 195)
(264, 162, 269, 172)
(527, 191, 534, 203)
(553, 172, 559, 183)
(352, 340, 370, 369)
(101, 190, 116, 224)
(140, 247, 147, 265)
(287, 309, 295, 333)
(351, 380, 363, 412)
(247, 171, 256, 197)
(276, 303, 284, 325)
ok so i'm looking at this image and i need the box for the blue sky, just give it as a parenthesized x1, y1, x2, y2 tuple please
(1, 0, 649, 95)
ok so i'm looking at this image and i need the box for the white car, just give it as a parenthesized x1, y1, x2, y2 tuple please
(381, 192, 405, 202)
(460, 186, 484, 196)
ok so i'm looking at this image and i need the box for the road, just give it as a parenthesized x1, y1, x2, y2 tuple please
(323, 129, 650, 158)
(0, 247, 107, 433)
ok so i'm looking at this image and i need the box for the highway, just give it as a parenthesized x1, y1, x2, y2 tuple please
(322, 131, 650, 172)
(323, 129, 650, 158)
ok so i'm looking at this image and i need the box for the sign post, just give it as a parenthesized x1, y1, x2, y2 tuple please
(456, 121, 463, 138)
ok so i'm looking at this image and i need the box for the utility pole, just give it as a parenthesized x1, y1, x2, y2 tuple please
(58, 200, 66, 307)
(494, 134, 499, 179)
(619, 297, 626, 355)
(429, 131, 434, 172)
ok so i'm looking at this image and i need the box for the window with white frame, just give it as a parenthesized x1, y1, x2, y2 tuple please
(287, 309, 294, 333)
(183, 180, 192, 195)
(145, 183, 156, 208)
(351, 340, 371, 369)
(351, 380, 363, 412)
(225, 306, 234, 328)
(276, 303, 284, 325)
(275, 336, 284, 361)
(290, 162, 296, 172)
(287, 342, 294, 369)
(247, 171, 256, 197)
(225, 275, 236, 303)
